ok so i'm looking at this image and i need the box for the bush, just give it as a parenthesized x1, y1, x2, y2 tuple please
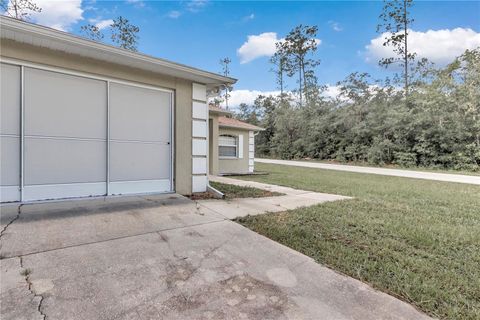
(393, 152, 417, 167)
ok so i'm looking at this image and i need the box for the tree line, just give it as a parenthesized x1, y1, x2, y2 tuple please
(233, 0, 480, 171)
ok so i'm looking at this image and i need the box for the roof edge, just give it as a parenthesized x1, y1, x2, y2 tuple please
(219, 123, 265, 131)
(209, 106, 233, 116)
(218, 116, 265, 131)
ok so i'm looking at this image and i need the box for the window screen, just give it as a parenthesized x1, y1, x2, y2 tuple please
(219, 135, 237, 157)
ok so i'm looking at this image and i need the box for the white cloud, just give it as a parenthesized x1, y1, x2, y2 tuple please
(366, 28, 480, 65)
(237, 32, 279, 64)
(221, 86, 342, 108)
(328, 20, 343, 32)
(237, 32, 321, 64)
(95, 19, 113, 30)
(223, 89, 282, 108)
(186, 0, 208, 12)
(168, 10, 181, 19)
(125, 0, 145, 8)
(243, 13, 254, 21)
(30, 0, 83, 31)
(323, 85, 342, 100)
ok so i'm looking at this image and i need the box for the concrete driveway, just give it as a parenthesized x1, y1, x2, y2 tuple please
(1, 194, 431, 320)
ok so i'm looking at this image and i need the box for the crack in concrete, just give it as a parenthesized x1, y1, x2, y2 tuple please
(19, 256, 47, 320)
(1, 219, 227, 260)
(0, 204, 23, 240)
(158, 229, 238, 280)
(195, 202, 230, 220)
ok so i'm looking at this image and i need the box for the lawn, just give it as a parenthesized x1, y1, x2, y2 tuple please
(235, 163, 480, 320)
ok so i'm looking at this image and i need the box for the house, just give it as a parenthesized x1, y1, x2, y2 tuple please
(208, 105, 264, 175)
(0, 16, 236, 203)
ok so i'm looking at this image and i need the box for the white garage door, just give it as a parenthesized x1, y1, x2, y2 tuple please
(0, 62, 173, 202)
(23, 68, 108, 201)
(0, 64, 21, 202)
(109, 83, 172, 195)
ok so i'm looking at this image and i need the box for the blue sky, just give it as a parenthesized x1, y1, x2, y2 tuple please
(10, 0, 480, 105)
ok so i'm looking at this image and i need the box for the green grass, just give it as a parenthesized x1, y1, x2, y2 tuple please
(235, 163, 480, 320)
(209, 181, 283, 199)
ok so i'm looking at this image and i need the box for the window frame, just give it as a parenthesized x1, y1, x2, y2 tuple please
(218, 134, 238, 159)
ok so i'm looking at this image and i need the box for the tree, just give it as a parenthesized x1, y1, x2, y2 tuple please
(377, 0, 416, 97)
(80, 24, 104, 41)
(219, 57, 233, 109)
(269, 50, 288, 99)
(79, 16, 140, 52)
(252, 48, 479, 170)
(110, 16, 140, 51)
(0, 0, 41, 21)
(276, 25, 320, 106)
(236, 103, 260, 125)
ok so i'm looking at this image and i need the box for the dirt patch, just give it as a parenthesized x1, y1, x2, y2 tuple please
(188, 193, 216, 201)
(165, 260, 196, 290)
(159, 273, 294, 319)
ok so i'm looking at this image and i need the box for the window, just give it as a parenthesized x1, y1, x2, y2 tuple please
(219, 135, 237, 158)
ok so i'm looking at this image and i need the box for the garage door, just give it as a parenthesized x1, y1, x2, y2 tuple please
(0, 63, 173, 202)
(0, 64, 21, 202)
(109, 83, 172, 195)
(23, 67, 107, 201)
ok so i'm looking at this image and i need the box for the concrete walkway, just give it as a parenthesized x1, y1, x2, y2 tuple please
(257, 158, 480, 185)
(200, 176, 351, 219)
(0, 194, 431, 320)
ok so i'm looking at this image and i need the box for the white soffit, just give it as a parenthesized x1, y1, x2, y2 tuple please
(0, 16, 236, 88)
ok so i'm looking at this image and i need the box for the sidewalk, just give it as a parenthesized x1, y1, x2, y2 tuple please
(198, 176, 351, 219)
(256, 158, 480, 185)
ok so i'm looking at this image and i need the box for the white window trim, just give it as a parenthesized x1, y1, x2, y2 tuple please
(219, 134, 238, 159)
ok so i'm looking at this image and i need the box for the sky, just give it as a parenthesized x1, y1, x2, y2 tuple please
(5, 0, 480, 107)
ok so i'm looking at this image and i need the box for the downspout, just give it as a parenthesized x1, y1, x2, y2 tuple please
(206, 83, 227, 199)
(207, 183, 224, 199)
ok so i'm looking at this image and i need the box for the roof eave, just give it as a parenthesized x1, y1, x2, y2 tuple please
(219, 124, 265, 131)
(209, 109, 233, 116)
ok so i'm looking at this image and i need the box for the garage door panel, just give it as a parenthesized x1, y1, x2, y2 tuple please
(1, 63, 21, 202)
(110, 83, 170, 142)
(1, 64, 21, 135)
(24, 68, 107, 139)
(25, 138, 106, 185)
(109, 142, 170, 182)
(23, 182, 106, 202)
(0, 136, 20, 186)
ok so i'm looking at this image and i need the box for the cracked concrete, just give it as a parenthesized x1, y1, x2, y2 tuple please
(0, 204, 22, 240)
(19, 256, 46, 320)
(1, 193, 431, 319)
